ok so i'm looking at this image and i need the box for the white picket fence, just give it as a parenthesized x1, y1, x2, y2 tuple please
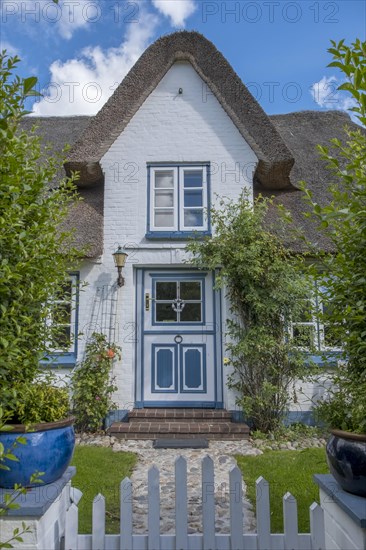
(65, 456, 325, 550)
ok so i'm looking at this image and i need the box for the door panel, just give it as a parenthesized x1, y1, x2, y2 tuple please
(141, 271, 216, 405)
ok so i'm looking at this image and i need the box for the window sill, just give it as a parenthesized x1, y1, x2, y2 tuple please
(304, 351, 342, 367)
(145, 231, 211, 240)
(40, 353, 76, 368)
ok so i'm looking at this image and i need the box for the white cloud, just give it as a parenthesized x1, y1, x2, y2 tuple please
(310, 75, 357, 114)
(152, 0, 196, 27)
(56, 0, 96, 40)
(32, 9, 159, 115)
(2, 0, 97, 40)
(0, 40, 20, 57)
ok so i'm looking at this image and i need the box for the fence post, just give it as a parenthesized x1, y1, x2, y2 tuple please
(229, 465, 244, 550)
(310, 502, 325, 550)
(283, 492, 298, 549)
(202, 455, 216, 550)
(256, 476, 271, 550)
(92, 494, 105, 549)
(175, 456, 188, 550)
(148, 465, 160, 550)
(120, 478, 133, 550)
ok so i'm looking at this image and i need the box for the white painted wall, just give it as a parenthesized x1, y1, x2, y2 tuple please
(63, 60, 331, 418)
(70, 61, 258, 410)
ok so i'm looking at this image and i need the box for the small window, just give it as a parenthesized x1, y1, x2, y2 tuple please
(290, 298, 317, 349)
(290, 285, 342, 352)
(148, 165, 209, 236)
(47, 274, 79, 358)
(154, 280, 202, 324)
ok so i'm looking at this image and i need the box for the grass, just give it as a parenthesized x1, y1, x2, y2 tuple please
(70, 446, 137, 534)
(236, 448, 329, 533)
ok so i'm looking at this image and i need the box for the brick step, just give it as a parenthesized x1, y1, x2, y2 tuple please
(109, 420, 250, 441)
(128, 408, 232, 421)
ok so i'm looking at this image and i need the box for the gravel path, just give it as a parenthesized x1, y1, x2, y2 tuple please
(75, 433, 326, 534)
(76, 436, 261, 533)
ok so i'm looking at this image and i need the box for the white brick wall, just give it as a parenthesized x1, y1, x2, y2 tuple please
(70, 61, 330, 416)
(73, 61, 258, 410)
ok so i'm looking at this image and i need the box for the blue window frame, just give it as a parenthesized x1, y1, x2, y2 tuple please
(146, 164, 210, 238)
(290, 283, 342, 364)
(41, 272, 79, 367)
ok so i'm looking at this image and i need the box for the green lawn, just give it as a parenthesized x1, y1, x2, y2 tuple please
(236, 448, 329, 533)
(71, 446, 137, 534)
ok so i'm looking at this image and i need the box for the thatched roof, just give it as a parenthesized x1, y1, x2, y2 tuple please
(260, 110, 361, 252)
(22, 109, 360, 257)
(65, 31, 294, 190)
(20, 116, 103, 258)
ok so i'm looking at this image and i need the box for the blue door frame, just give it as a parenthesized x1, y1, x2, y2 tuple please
(134, 268, 223, 408)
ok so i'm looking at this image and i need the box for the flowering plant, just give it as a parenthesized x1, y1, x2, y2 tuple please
(71, 333, 120, 432)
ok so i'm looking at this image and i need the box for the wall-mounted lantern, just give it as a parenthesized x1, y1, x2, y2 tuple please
(112, 246, 128, 287)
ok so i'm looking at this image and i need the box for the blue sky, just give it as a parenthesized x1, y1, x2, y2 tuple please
(1, 0, 365, 117)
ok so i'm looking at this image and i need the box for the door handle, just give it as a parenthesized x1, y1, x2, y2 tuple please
(174, 335, 183, 344)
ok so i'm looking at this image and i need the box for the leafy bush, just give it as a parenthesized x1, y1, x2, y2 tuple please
(301, 39, 366, 433)
(71, 333, 120, 432)
(11, 376, 70, 425)
(187, 195, 310, 432)
(0, 53, 81, 421)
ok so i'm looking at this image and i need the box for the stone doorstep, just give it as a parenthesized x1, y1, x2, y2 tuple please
(112, 421, 249, 433)
(108, 409, 250, 441)
(129, 408, 232, 420)
(110, 432, 249, 441)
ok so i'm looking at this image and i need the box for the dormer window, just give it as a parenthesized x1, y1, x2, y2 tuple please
(147, 164, 210, 238)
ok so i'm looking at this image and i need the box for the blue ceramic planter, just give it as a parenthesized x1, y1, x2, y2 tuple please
(326, 429, 366, 497)
(0, 417, 75, 488)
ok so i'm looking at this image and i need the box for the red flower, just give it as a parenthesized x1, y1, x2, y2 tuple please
(106, 349, 115, 359)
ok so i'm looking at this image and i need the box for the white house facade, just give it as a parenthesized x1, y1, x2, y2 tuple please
(28, 31, 352, 431)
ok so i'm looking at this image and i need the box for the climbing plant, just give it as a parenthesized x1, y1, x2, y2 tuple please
(187, 195, 311, 432)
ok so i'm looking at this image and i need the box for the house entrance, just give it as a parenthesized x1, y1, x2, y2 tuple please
(136, 270, 221, 407)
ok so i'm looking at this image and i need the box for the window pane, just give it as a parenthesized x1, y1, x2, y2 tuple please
(184, 189, 203, 207)
(181, 303, 202, 322)
(155, 171, 174, 188)
(155, 210, 174, 227)
(54, 325, 71, 349)
(184, 209, 203, 227)
(296, 300, 313, 323)
(156, 303, 177, 323)
(156, 282, 177, 301)
(155, 189, 174, 207)
(55, 280, 72, 301)
(293, 325, 315, 347)
(184, 170, 203, 188)
(180, 281, 201, 300)
(323, 325, 341, 348)
(54, 302, 72, 324)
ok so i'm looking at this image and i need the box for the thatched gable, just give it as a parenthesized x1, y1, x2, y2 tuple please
(20, 116, 103, 258)
(64, 31, 294, 190)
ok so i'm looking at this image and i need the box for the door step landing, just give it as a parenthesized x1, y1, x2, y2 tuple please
(108, 409, 250, 441)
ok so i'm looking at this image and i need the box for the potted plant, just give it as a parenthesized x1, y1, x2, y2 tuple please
(0, 375, 75, 488)
(315, 380, 366, 497)
(0, 54, 81, 487)
(302, 39, 366, 497)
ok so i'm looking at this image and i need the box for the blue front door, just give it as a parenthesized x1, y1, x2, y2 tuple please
(138, 270, 220, 407)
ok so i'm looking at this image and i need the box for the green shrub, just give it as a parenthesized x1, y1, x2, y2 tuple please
(0, 53, 81, 421)
(187, 196, 310, 432)
(13, 376, 70, 425)
(71, 333, 120, 432)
